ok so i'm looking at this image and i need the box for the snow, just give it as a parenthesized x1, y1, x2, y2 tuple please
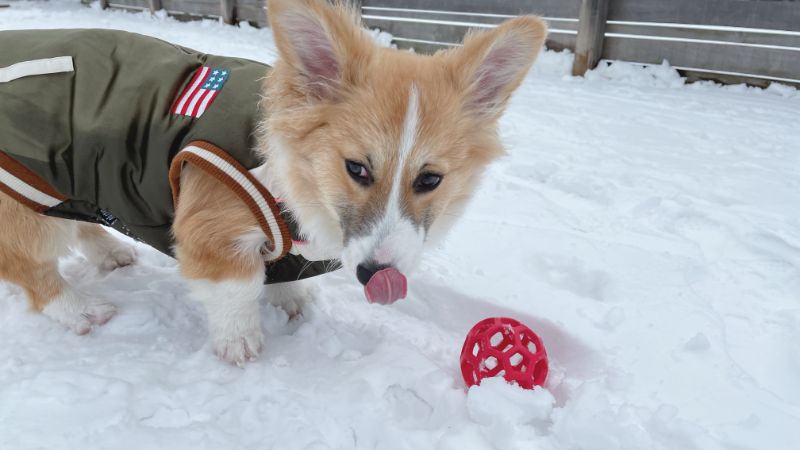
(1, 1, 799, 449)
(467, 378, 555, 427)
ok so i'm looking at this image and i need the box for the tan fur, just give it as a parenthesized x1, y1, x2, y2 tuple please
(260, 0, 547, 244)
(0, 187, 141, 310)
(172, 166, 264, 282)
(0, 190, 70, 310)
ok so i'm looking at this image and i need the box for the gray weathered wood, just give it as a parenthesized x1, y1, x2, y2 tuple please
(361, 8, 580, 31)
(108, 0, 149, 10)
(237, 0, 268, 26)
(99, 0, 109, 9)
(362, 0, 581, 18)
(149, 0, 163, 12)
(603, 35, 800, 82)
(161, 0, 221, 17)
(362, 6, 577, 54)
(572, 0, 608, 76)
(363, 16, 576, 54)
(363, 9, 511, 26)
(682, 69, 785, 89)
(608, 0, 800, 32)
(92, 0, 800, 86)
(386, 35, 577, 55)
(220, 0, 235, 24)
(605, 22, 800, 49)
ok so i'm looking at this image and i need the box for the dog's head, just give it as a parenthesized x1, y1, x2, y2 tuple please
(261, 0, 546, 303)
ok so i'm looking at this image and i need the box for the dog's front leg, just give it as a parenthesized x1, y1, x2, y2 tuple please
(173, 166, 268, 365)
(187, 275, 264, 365)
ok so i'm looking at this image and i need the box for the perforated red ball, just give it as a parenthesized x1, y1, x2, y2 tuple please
(460, 317, 548, 389)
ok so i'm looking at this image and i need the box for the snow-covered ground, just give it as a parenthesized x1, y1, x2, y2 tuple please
(1, 1, 799, 449)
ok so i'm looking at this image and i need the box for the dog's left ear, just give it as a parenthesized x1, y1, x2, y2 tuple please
(449, 16, 548, 119)
(268, 0, 374, 101)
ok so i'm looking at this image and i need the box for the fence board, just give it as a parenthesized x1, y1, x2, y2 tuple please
(362, 9, 579, 29)
(608, 0, 800, 32)
(603, 35, 800, 82)
(363, 15, 576, 52)
(107, 0, 148, 10)
(160, 0, 219, 17)
(605, 22, 800, 49)
(363, 9, 513, 25)
(89, 0, 800, 86)
(362, 0, 580, 18)
(681, 69, 779, 89)
(237, 0, 268, 26)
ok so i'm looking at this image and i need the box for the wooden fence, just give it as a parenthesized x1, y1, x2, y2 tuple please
(91, 0, 800, 87)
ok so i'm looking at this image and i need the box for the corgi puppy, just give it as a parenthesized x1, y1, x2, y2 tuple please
(0, 0, 547, 365)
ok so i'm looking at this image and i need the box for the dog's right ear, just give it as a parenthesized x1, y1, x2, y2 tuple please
(268, 0, 373, 102)
(447, 16, 547, 120)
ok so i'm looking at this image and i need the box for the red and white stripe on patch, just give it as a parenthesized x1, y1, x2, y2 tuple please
(172, 66, 230, 118)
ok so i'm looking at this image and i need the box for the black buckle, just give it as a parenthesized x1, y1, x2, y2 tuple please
(97, 208, 118, 226)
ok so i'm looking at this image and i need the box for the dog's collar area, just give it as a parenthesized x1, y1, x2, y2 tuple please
(274, 198, 309, 246)
(266, 199, 342, 283)
(169, 141, 338, 276)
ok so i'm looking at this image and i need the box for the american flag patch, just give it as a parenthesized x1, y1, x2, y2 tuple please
(172, 67, 229, 118)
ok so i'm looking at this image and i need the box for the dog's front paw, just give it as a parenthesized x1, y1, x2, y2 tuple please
(99, 244, 137, 271)
(210, 328, 264, 366)
(43, 292, 117, 335)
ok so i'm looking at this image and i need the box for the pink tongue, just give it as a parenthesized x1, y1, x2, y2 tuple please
(364, 268, 408, 305)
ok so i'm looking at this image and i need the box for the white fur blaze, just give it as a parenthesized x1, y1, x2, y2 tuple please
(342, 85, 426, 275)
(390, 84, 419, 218)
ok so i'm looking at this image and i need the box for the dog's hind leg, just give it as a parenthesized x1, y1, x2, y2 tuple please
(0, 191, 116, 334)
(77, 223, 137, 271)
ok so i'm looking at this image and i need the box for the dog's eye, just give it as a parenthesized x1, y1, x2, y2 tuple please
(413, 172, 443, 194)
(346, 160, 372, 186)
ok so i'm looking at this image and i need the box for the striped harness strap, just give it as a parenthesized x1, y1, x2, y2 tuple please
(169, 141, 292, 262)
(0, 151, 66, 212)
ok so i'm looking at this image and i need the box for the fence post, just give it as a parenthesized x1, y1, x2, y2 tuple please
(221, 0, 236, 25)
(148, 0, 162, 13)
(572, 0, 609, 76)
(98, 0, 109, 9)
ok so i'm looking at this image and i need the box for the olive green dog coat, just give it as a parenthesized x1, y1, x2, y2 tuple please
(0, 29, 337, 283)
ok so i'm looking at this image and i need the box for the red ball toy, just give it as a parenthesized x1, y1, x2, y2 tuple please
(460, 317, 548, 389)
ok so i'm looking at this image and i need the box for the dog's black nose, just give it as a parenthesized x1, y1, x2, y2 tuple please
(356, 263, 389, 286)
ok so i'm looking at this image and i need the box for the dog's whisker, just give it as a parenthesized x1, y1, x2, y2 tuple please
(295, 260, 315, 281)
